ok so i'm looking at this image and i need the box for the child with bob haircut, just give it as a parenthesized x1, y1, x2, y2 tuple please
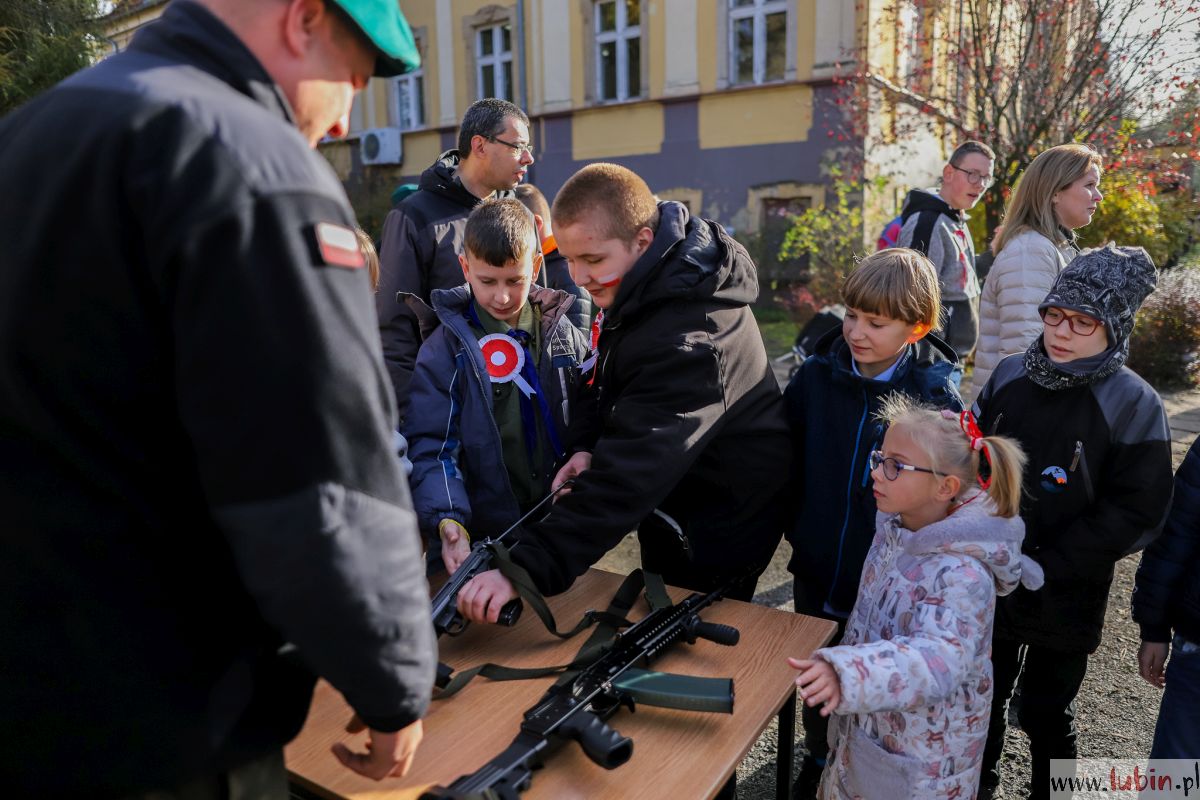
(784, 248, 963, 795)
(973, 245, 1173, 799)
(404, 198, 589, 572)
(791, 393, 1041, 800)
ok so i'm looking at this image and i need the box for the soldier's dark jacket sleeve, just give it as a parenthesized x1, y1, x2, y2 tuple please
(184, 182, 436, 732)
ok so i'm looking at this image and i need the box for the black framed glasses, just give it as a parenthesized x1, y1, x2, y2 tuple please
(488, 136, 535, 158)
(1040, 307, 1103, 336)
(950, 163, 995, 188)
(869, 450, 937, 481)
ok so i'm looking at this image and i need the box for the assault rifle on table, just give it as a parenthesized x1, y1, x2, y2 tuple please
(431, 481, 572, 686)
(421, 579, 740, 800)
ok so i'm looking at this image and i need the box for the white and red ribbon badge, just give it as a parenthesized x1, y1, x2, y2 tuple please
(479, 333, 536, 396)
(579, 309, 603, 378)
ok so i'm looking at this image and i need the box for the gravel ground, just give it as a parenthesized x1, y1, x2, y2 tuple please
(594, 384, 1200, 799)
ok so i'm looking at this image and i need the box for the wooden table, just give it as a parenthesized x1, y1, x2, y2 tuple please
(285, 569, 836, 800)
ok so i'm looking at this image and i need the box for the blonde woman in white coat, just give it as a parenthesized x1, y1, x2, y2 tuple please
(973, 144, 1104, 390)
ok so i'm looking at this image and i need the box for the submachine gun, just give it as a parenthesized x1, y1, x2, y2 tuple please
(421, 578, 741, 800)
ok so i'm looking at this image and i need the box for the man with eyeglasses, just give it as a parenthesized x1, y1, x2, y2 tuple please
(897, 140, 996, 378)
(376, 97, 537, 420)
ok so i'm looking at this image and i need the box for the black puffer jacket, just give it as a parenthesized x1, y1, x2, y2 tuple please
(376, 151, 494, 418)
(1134, 436, 1200, 645)
(973, 355, 1173, 653)
(511, 202, 791, 594)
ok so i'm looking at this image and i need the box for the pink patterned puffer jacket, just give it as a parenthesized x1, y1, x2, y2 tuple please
(816, 497, 1043, 800)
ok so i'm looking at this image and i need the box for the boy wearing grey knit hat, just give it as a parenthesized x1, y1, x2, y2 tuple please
(970, 243, 1173, 799)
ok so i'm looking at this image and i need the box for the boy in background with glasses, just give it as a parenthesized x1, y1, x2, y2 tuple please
(898, 140, 996, 373)
(783, 248, 963, 798)
(972, 245, 1173, 799)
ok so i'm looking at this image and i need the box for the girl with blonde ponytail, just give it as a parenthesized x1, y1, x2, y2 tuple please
(788, 394, 1039, 800)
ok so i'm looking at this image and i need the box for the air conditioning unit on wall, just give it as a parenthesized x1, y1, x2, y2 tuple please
(360, 128, 403, 166)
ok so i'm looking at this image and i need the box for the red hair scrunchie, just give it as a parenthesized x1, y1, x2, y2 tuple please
(958, 410, 992, 489)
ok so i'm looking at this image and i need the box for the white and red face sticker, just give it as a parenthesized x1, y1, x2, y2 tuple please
(479, 333, 535, 396)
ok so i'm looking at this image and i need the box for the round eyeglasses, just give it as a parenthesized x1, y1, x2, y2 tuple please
(1040, 307, 1103, 336)
(950, 163, 995, 188)
(868, 450, 937, 481)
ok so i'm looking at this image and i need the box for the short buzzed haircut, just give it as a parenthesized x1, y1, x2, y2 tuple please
(463, 197, 539, 266)
(949, 140, 995, 166)
(457, 98, 530, 158)
(551, 163, 660, 241)
(513, 184, 551, 223)
(842, 248, 941, 328)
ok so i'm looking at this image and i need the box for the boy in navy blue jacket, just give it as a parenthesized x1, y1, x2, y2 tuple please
(404, 199, 589, 572)
(784, 248, 963, 795)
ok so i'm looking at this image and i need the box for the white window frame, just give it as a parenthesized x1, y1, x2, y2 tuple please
(896, 1, 921, 84)
(391, 59, 425, 132)
(594, 1, 642, 102)
(475, 24, 513, 100)
(728, 0, 788, 86)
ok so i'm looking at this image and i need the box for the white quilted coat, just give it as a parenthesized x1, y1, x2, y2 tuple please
(815, 499, 1041, 800)
(973, 230, 1078, 390)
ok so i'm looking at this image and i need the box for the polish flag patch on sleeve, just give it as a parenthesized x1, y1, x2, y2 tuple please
(310, 222, 365, 269)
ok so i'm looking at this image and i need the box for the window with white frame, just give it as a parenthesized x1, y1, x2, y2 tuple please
(729, 0, 787, 86)
(595, 0, 641, 102)
(476, 23, 513, 100)
(392, 44, 424, 131)
(897, 1, 931, 91)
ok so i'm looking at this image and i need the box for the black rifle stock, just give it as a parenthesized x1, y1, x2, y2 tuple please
(421, 582, 740, 799)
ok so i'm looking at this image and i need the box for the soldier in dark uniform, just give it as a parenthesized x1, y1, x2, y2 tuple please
(0, 1, 435, 798)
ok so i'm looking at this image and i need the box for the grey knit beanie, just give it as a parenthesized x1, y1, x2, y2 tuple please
(1039, 244, 1157, 346)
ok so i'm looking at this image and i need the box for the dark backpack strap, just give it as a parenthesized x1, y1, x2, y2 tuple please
(907, 210, 940, 256)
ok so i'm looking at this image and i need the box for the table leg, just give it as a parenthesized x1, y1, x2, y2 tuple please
(776, 690, 796, 800)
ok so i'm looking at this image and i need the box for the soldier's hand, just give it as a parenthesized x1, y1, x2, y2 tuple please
(332, 715, 424, 780)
